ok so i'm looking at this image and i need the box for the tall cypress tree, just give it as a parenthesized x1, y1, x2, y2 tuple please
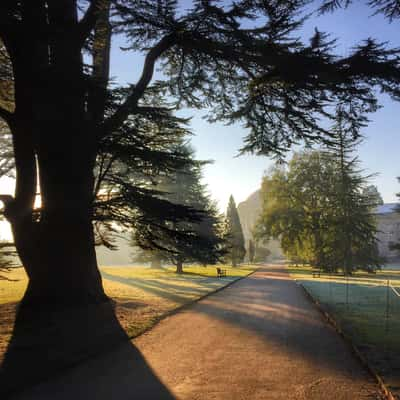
(225, 195, 246, 267)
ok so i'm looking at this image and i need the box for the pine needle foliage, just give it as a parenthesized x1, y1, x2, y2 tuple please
(322, 111, 383, 273)
(1, 1, 400, 298)
(131, 145, 225, 273)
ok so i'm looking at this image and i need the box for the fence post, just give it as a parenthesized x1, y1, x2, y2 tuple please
(385, 279, 390, 334)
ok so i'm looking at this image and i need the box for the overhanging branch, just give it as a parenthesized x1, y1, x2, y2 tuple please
(0, 106, 13, 126)
(101, 33, 177, 137)
(76, 0, 104, 46)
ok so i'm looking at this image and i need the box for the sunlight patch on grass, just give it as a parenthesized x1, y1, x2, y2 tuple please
(0, 264, 257, 344)
(0, 268, 28, 304)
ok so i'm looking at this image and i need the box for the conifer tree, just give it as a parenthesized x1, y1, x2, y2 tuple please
(1, 1, 400, 305)
(132, 145, 225, 274)
(362, 185, 384, 206)
(323, 111, 382, 273)
(225, 195, 246, 266)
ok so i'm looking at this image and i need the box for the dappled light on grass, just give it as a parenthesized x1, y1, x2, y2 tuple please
(0, 268, 28, 304)
(100, 264, 256, 336)
(0, 264, 257, 360)
(0, 264, 256, 396)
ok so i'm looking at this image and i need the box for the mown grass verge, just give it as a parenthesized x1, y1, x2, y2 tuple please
(289, 265, 400, 398)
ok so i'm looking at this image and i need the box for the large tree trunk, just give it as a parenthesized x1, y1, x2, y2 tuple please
(2, 1, 108, 307)
(9, 119, 107, 307)
(176, 260, 183, 274)
(232, 255, 237, 267)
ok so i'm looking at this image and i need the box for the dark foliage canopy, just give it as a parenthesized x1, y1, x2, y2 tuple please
(0, 0, 399, 295)
(131, 145, 225, 269)
(1, 0, 400, 221)
(319, 0, 400, 21)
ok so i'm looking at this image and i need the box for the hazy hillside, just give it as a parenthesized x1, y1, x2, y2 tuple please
(237, 190, 261, 242)
(237, 190, 283, 259)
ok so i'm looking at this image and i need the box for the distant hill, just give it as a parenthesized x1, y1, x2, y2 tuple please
(237, 190, 261, 242)
(237, 190, 283, 260)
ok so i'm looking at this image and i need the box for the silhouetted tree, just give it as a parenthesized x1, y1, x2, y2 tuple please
(362, 185, 384, 206)
(1, 1, 400, 306)
(320, 0, 400, 21)
(248, 239, 255, 263)
(132, 145, 225, 274)
(225, 195, 246, 266)
(92, 104, 201, 250)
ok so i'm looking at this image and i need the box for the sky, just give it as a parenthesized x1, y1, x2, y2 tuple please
(0, 1, 399, 235)
(106, 1, 400, 211)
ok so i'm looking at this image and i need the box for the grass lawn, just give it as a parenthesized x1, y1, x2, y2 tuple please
(0, 264, 257, 361)
(289, 265, 400, 393)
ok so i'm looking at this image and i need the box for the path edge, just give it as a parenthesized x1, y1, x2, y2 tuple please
(296, 280, 397, 400)
(129, 265, 260, 341)
(3, 266, 259, 398)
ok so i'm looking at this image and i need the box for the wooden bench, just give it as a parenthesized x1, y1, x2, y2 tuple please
(216, 267, 227, 278)
(312, 269, 321, 278)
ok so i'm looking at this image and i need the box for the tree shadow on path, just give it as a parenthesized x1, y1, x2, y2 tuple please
(0, 300, 175, 400)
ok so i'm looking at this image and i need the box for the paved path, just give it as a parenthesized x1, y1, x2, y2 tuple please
(12, 266, 383, 400)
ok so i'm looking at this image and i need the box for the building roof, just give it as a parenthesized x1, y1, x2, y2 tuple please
(375, 203, 399, 215)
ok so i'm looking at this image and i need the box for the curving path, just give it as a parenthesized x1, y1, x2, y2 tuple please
(12, 265, 383, 400)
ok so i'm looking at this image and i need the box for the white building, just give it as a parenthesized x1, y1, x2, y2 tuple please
(375, 203, 400, 262)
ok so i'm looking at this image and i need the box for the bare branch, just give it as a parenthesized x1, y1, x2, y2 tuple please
(101, 33, 177, 136)
(76, 0, 104, 46)
(0, 106, 13, 126)
(88, 0, 111, 124)
(0, 194, 14, 209)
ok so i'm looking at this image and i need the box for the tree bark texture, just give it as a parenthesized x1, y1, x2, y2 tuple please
(1, 1, 107, 306)
(176, 260, 183, 274)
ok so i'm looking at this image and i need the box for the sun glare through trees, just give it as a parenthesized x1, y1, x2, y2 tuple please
(0, 1, 400, 398)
